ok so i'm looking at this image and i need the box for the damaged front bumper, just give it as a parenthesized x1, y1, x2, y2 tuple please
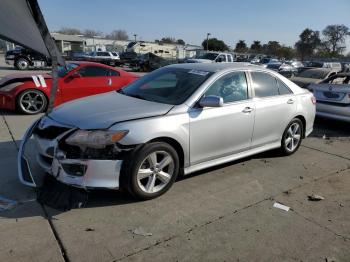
(18, 118, 123, 189)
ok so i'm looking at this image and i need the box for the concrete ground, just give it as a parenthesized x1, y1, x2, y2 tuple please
(0, 56, 350, 262)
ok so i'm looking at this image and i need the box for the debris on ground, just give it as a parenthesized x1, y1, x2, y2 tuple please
(85, 227, 95, 232)
(283, 189, 291, 195)
(308, 194, 325, 201)
(130, 226, 153, 237)
(273, 202, 290, 212)
(325, 257, 336, 262)
(299, 176, 304, 180)
(0, 196, 18, 211)
(322, 134, 330, 140)
(37, 175, 88, 211)
(339, 203, 344, 207)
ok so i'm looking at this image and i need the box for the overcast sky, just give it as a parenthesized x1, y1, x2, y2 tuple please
(39, 0, 350, 52)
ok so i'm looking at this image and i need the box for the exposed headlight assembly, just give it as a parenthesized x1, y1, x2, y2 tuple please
(1, 82, 23, 92)
(65, 130, 128, 149)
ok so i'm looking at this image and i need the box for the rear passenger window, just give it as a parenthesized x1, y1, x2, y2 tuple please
(251, 72, 279, 98)
(109, 70, 120, 77)
(276, 78, 292, 95)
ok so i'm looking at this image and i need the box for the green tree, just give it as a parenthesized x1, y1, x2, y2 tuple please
(278, 46, 296, 60)
(161, 37, 176, 44)
(322, 24, 349, 55)
(201, 38, 229, 51)
(250, 41, 262, 53)
(295, 28, 321, 60)
(177, 39, 185, 45)
(234, 40, 248, 53)
(264, 41, 282, 56)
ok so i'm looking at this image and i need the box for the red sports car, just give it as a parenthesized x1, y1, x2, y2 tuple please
(0, 61, 138, 114)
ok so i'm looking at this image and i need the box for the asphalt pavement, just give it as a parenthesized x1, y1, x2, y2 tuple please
(0, 55, 350, 262)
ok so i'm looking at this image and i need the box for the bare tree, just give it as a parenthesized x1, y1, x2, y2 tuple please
(57, 27, 82, 35)
(322, 24, 349, 55)
(83, 29, 103, 38)
(106, 30, 129, 40)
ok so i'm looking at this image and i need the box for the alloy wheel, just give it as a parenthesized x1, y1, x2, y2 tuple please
(136, 151, 175, 194)
(285, 122, 301, 152)
(19, 90, 46, 114)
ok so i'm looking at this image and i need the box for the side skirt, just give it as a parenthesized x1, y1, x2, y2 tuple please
(183, 142, 281, 175)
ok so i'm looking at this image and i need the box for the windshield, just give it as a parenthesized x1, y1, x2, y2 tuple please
(297, 69, 329, 79)
(119, 67, 213, 105)
(58, 63, 79, 77)
(198, 53, 219, 60)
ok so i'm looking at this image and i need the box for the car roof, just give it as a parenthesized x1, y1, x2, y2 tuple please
(167, 62, 261, 73)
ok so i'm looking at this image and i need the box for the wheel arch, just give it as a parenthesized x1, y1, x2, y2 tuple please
(148, 137, 185, 170)
(293, 115, 306, 138)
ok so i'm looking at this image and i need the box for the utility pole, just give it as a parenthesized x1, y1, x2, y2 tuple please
(206, 33, 211, 51)
(133, 34, 137, 42)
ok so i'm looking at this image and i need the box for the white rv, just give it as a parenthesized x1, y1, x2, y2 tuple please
(126, 41, 178, 59)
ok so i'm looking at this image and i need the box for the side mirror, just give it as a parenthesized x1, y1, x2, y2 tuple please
(199, 95, 224, 108)
(71, 72, 82, 79)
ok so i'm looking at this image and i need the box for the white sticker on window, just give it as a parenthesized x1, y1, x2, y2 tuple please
(188, 70, 209, 76)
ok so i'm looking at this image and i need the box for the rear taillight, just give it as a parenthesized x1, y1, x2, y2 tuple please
(311, 96, 316, 105)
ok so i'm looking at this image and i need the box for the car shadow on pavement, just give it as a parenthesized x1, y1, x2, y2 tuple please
(311, 117, 350, 138)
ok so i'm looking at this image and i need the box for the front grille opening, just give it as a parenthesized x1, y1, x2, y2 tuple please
(40, 154, 53, 166)
(61, 163, 87, 177)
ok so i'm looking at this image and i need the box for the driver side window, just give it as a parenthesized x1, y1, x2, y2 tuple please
(204, 72, 248, 103)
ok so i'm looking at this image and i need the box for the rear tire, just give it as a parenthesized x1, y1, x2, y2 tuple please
(122, 142, 179, 200)
(280, 118, 303, 156)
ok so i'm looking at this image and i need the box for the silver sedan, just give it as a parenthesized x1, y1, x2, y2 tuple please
(19, 63, 316, 200)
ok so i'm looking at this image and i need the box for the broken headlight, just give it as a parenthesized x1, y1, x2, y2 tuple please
(65, 130, 128, 149)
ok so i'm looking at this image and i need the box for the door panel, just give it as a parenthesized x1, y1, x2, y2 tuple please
(189, 101, 255, 165)
(252, 96, 296, 147)
(250, 71, 296, 148)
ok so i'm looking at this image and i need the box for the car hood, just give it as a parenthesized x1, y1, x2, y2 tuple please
(49, 92, 174, 129)
(0, 73, 51, 88)
(186, 59, 214, 63)
(290, 77, 321, 88)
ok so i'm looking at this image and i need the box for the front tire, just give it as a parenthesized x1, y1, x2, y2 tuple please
(16, 89, 48, 114)
(280, 118, 303, 155)
(122, 142, 180, 200)
(15, 58, 30, 70)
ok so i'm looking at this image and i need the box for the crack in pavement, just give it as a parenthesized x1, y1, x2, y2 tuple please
(301, 144, 350, 161)
(1, 112, 68, 262)
(114, 167, 350, 261)
(1, 113, 18, 150)
(292, 208, 350, 242)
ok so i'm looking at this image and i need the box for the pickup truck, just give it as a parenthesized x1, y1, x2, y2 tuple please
(5, 47, 51, 70)
(86, 51, 120, 66)
(186, 52, 234, 63)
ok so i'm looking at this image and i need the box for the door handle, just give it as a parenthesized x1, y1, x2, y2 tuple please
(107, 78, 112, 86)
(242, 107, 253, 113)
(287, 99, 295, 104)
